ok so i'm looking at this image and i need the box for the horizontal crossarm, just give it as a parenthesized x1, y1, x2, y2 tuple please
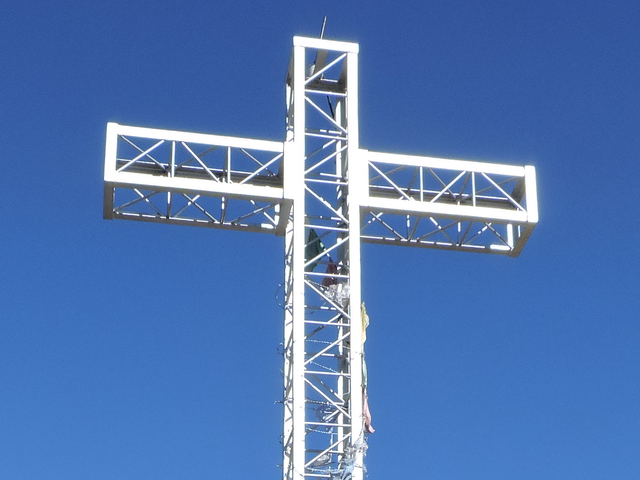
(104, 123, 291, 235)
(360, 150, 538, 257)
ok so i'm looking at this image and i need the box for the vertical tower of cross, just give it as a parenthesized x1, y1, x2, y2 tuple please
(282, 37, 365, 480)
(103, 35, 538, 480)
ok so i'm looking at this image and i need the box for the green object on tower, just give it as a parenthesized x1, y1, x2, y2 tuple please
(305, 229, 325, 272)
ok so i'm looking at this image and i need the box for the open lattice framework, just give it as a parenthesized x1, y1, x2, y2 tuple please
(103, 35, 538, 480)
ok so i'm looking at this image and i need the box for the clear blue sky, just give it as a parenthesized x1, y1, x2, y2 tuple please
(1, 1, 639, 479)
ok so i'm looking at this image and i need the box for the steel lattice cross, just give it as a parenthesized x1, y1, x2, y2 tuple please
(103, 36, 538, 480)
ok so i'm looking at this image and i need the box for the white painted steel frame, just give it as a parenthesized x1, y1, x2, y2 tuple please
(102, 34, 539, 480)
(104, 123, 289, 234)
(282, 37, 365, 480)
(361, 150, 538, 257)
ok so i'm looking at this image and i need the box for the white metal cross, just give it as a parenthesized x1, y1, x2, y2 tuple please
(103, 36, 538, 480)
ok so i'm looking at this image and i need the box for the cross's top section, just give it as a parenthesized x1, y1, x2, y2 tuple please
(103, 35, 537, 257)
(293, 36, 359, 53)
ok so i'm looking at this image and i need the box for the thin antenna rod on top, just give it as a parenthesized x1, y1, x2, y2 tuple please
(320, 16, 327, 39)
